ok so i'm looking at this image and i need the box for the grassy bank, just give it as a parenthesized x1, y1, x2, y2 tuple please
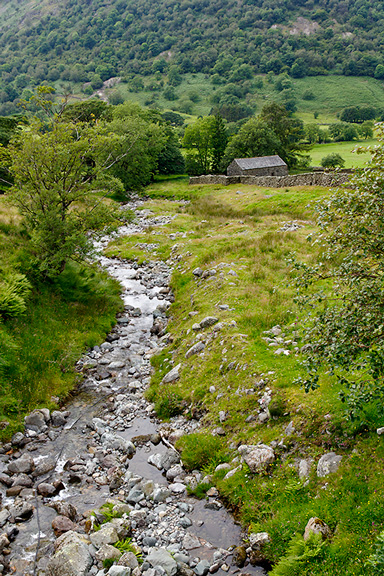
(309, 139, 376, 168)
(0, 196, 124, 439)
(107, 179, 384, 575)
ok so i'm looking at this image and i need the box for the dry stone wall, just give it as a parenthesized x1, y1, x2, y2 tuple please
(189, 172, 351, 187)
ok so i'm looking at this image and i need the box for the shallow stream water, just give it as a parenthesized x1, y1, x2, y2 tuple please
(1, 204, 267, 576)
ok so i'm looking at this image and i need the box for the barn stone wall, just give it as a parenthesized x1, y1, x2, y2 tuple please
(189, 172, 351, 187)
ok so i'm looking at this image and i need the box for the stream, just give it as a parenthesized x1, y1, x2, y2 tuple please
(0, 200, 267, 576)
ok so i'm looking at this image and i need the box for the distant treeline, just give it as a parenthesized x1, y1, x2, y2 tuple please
(1, 0, 384, 111)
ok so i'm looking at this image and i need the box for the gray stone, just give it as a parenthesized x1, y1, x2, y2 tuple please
(7, 454, 35, 475)
(199, 317, 218, 329)
(108, 567, 131, 576)
(377, 427, 384, 435)
(37, 482, 57, 497)
(298, 459, 312, 479)
(127, 488, 145, 504)
(90, 524, 119, 548)
(303, 517, 332, 541)
(51, 411, 69, 427)
(24, 410, 48, 432)
(182, 533, 201, 550)
(0, 510, 10, 528)
(185, 342, 205, 358)
(101, 432, 135, 455)
(194, 560, 210, 576)
(160, 450, 180, 471)
(0, 534, 9, 553)
(118, 551, 139, 569)
(179, 517, 192, 528)
(12, 473, 33, 487)
(193, 268, 203, 277)
(166, 464, 184, 482)
(153, 487, 171, 503)
(249, 532, 270, 550)
(95, 543, 122, 563)
(162, 364, 182, 384)
(47, 531, 93, 576)
(143, 537, 157, 547)
(147, 548, 177, 576)
(316, 452, 342, 477)
(169, 482, 186, 494)
(238, 444, 275, 473)
(32, 457, 56, 477)
(11, 432, 25, 446)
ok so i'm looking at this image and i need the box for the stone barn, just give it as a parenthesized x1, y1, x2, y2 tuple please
(227, 155, 288, 177)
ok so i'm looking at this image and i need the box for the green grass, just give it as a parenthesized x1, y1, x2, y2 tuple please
(310, 139, 376, 168)
(106, 177, 384, 575)
(0, 196, 123, 439)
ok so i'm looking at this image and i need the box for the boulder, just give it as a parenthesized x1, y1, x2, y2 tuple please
(316, 453, 342, 477)
(100, 432, 135, 455)
(32, 457, 56, 477)
(199, 317, 218, 329)
(162, 364, 182, 384)
(238, 444, 275, 472)
(232, 546, 247, 568)
(303, 517, 332, 541)
(147, 547, 177, 576)
(24, 409, 49, 432)
(7, 454, 35, 475)
(185, 342, 205, 358)
(47, 531, 93, 576)
(194, 559, 210, 576)
(118, 551, 139, 569)
(52, 501, 78, 521)
(90, 524, 119, 548)
(95, 543, 122, 563)
(37, 483, 57, 497)
(52, 516, 77, 537)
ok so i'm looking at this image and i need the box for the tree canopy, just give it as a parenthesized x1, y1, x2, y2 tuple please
(293, 124, 384, 420)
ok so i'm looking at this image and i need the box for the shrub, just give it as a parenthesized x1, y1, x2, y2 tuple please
(154, 386, 185, 419)
(0, 271, 31, 319)
(269, 395, 287, 418)
(320, 153, 345, 169)
(302, 89, 315, 100)
(176, 433, 228, 471)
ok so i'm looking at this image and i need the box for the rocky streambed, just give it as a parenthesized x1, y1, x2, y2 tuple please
(0, 200, 268, 576)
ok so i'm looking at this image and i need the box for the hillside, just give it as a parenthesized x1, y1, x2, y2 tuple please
(1, 0, 384, 116)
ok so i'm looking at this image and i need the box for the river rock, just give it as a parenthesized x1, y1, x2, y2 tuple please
(231, 545, 247, 568)
(0, 534, 9, 553)
(38, 482, 57, 497)
(51, 411, 69, 427)
(185, 342, 205, 358)
(160, 449, 180, 471)
(9, 501, 34, 522)
(90, 524, 119, 548)
(52, 515, 77, 537)
(0, 510, 9, 528)
(96, 543, 122, 563)
(147, 547, 177, 576)
(182, 533, 201, 550)
(303, 517, 332, 540)
(118, 551, 139, 569)
(108, 567, 131, 576)
(32, 457, 56, 477)
(100, 432, 135, 455)
(166, 464, 184, 482)
(249, 532, 270, 549)
(12, 473, 33, 487)
(153, 487, 171, 503)
(238, 444, 275, 472)
(194, 559, 210, 576)
(11, 432, 25, 447)
(317, 453, 342, 477)
(24, 409, 49, 432)
(7, 454, 35, 475)
(52, 501, 78, 521)
(162, 364, 182, 384)
(47, 531, 93, 576)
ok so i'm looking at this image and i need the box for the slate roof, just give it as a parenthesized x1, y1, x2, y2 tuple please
(233, 155, 287, 169)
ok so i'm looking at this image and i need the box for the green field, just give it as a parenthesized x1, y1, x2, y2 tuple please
(309, 138, 376, 168)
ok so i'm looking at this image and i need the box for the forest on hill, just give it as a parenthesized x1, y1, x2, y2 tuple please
(0, 0, 384, 116)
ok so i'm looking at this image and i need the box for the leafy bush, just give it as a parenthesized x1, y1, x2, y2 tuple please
(269, 533, 325, 576)
(0, 271, 31, 319)
(176, 433, 228, 471)
(366, 530, 384, 574)
(321, 153, 345, 169)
